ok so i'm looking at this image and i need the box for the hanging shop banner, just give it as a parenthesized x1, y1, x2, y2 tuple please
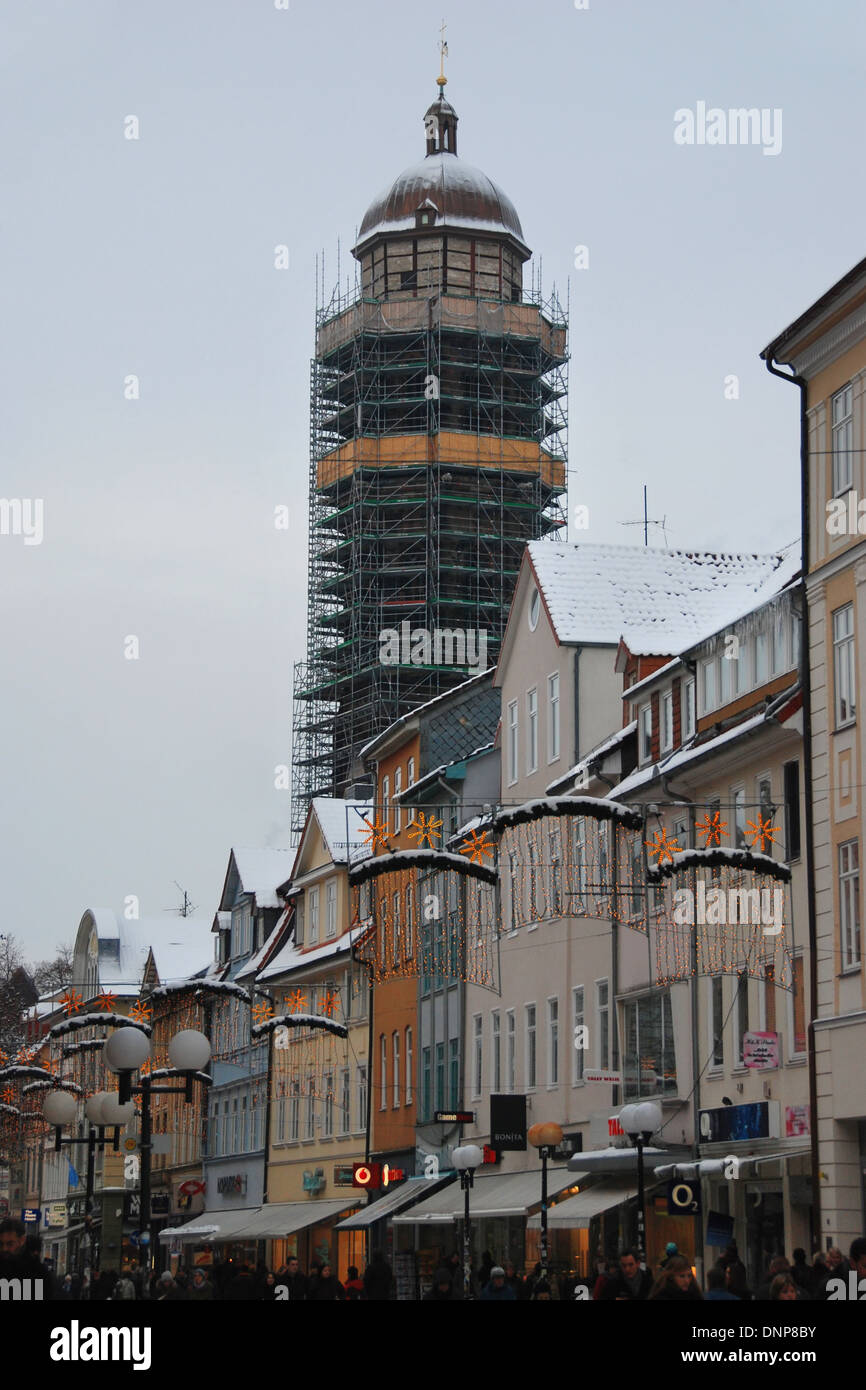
(490, 1094, 526, 1151)
(743, 1031, 780, 1069)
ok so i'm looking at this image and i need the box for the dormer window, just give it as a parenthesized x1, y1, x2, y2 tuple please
(415, 199, 438, 229)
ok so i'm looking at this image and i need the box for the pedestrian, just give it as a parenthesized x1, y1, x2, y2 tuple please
(113, 1266, 136, 1300)
(0, 1219, 56, 1299)
(344, 1265, 365, 1300)
(261, 1271, 279, 1300)
(57, 1274, 75, 1300)
(530, 1280, 552, 1301)
(503, 1260, 522, 1297)
(816, 1236, 866, 1299)
(188, 1268, 215, 1301)
(307, 1262, 345, 1301)
(649, 1256, 703, 1301)
(275, 1255, 308, 1301)
(225, 1262, 258, 1300)
(479, 1265, 516, 1301)
(156, 1270, 187, 1301)
(445, 1250, 465, 1298)
(658, 1241, 679, 1270)
(424, 1266, 460, 1301)
(788, 1248, 813, 1296)
(756, 1255, 791, 1300)
(478, 1249, 494, 1291)
(362, 1250, 393, 1300)
(725, 1259, 753, 1301)
(598, 1249, 653, 1301)
(704, 1265, 739, 1301)
(769, 1273, 800, 1301)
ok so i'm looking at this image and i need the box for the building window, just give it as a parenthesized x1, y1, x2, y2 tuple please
(509, 852, 521, 930)
(596, 980, 609, 1070)
(528, 843, 538, 922)
(305, 1076, 315, 1139)
(573, 818, 586, 911)
(449, 1038, 459, 1108)
(711, 976, 724, 1069)
(754, 629, 769, 686)
(506, 1010, 516, 1093)
(548, 672, 560, 762)
(682, 677, 695, 740)
(421, 1047, 431, 1122)
(323, 1073, 334, 1138)
(325, 878, 337, 938)
(758, 775, 774, 856)
(772, 606, 789, 674)
(735, 638, 749, 695)
(382, 776, 390, 832)
(491, 1010, 501, 1092)
(527, 688, 538, 773)
(832, 382, 854, 495)
(549, 829, 562, 916)
(840, 839, 861, 970)
(639, 704, 653, 762)
(733, 787, 746, 848)
(833, 604, 856, 727)
(630, 834, 643, 917)
(735, 973, 750, 1066)
(701, 660, 716, 715)
(507, 701, 518, 785)
(405, 1027, 413, 1105)
(339, 1069, 350, 1134)
(572, 986, 585, 1083)
(528, 586, 540, 630)
(394, 766, 402, 832)
(472, 1015, 483, 1099)
(392, 890, 400, 964)
(392, 1032, 400, 1108)
(408, 756, 415, 791)
(435, 1043, 445, 1111)
(404, 883, 414, 958)
(525, 1004, 537, 1089)
(308, 886, 320, 944)
(783, 760, 801, 861)
(357, 1064, 367, 1133)
(379, 1034, 387, 1110)
(763, 964, 776, 1037)
(622, 990, 676, 1098)
(790, 957, 806, 1056)
(548, 998, 559, 1086)
(660, 690, 673, 753)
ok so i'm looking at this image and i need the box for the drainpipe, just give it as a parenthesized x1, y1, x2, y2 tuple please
(762, 355, 820, 1245)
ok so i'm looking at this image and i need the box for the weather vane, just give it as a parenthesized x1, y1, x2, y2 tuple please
(438, 18, 448, 89)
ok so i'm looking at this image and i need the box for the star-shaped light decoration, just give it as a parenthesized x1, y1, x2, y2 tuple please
(745, 815, 779, 853)
(1, 1087, 15, 1105)
(320, 990, 340, 1018)
(360, 815, 390, 853)
(645, 828, 681, 866)
(286, 989, 308, 1014)
(252, 1001, 274, 1026)
(696, 811, 728, 847)
(59, 989, 84, 1017)
(129, 999, 152, 1024)
(459, 828, 494, 865)
(94, 991, 117, 1013)
(0, 1050, 8, 1067)
(407, 813, 442, 849)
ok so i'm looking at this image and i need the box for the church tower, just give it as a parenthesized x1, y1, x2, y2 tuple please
(292, 75, 568, 836)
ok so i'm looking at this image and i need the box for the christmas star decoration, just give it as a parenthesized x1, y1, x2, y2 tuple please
(1, 1087, 14, 1105)
(252, 1001, 274, 1025)
(286, 989, 308, 1014)
(94, 991, 117, 1013)
(745, 815, 779, 853)
(459, 828, 494, 865)
(408, 813, 442, 849)
(360, 815, 390, 852)
(696, 811, 728, 847)
(129, 999, 152, 1024)
(645, 828, 681, 865)
(321, 990, 340, 1018)
(59, 989, 84, 1016)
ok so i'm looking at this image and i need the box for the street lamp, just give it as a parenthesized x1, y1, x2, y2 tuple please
(43, 1087, 127, 1278)
(618, 1101, 662, 1262)
(452, 1144, 483, 1298)
(528, 1121, 563, 1283)
(104, 1026, 211, 1285)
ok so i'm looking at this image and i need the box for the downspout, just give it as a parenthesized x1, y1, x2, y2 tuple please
(762, 355, 820, 1244)
(573, 648, 580, 766)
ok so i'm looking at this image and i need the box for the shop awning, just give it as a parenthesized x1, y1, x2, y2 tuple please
(336, 1177, 449, 1229)
(392, 1168, 583, 1224)
(567, 1146, 691, 1175)
(240, 1200, 358, 1238)
(158, 1207, 259, 1244)
(526, 1181, 638, 1229)
(652, 1148, 811, 1180)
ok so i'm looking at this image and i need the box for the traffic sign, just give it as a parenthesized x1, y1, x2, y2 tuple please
(123, 1137, 138, 1153)
(128, 1232, 140, 1247)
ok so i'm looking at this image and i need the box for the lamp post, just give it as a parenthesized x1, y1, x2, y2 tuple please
(43, 1088, 135, 1278)
(104, 1027, 212, 1284)
(452, 1144, 483, 1298)
(618, 1101, 662, 1262)
(528, 1121, 563, 1282)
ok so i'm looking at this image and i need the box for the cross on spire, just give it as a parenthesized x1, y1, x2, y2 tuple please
(437, 18, 448, 89)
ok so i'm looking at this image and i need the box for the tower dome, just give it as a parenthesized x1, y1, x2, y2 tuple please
(353, 94, 529, 258)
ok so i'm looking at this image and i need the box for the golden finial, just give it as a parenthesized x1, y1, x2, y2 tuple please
(437, 18, 448, 89)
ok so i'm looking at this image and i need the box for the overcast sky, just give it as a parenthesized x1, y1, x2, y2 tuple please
(1, 0, 861, 963)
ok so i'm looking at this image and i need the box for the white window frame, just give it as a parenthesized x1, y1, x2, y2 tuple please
(325, 877, 337, 939)
(472, 1014, 483, 1099)
(839, 839, 861, 971)
(323, 1073, 334, 1138)
(392, 1031, 400, 1109)
(753, 627, 769, 687)
(507, 700, 518, 786)
(491, 1010, 501, 1093)
(595, 978, 609, 1071)
(506, 1009, 516, 1093)
(339, 1068, 350, 1134)
(701, 659, 716, 716)
(547, 672, 560, 763)
(787, 956, 807, 1060)
(308, 885, 320, 945)
(394, 766, 402, 832)
(357, 1063, 367, 1132)
(527, 687, 538, 774)
(734, 973, 750, 1067)
(661, 690, 673, 753)
(525, 1003, 537, 1090)
(708, 975, 724, 1072)
(833, 604, 856, 728)
(682, 677, 696, 740)
(638, 703, 652, 763)
(404, 883, 413, 959)
(732, 786, 746, 848)
(547, 997, 559, 1088)
(305, 1076, 315, 1139)
(382, 775, 390, 833)
(832, 382, 854, 496)
(572, 985, 585, 1084)
(405, 1026, 413, 1105)
(379, 1034, 387, 1110)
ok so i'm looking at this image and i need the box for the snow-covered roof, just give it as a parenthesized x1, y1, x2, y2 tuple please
(397, 742, 495, 801)
(686, 546, 802, 651)
(527, 541, 791, 655)
(607, 710, 771, 799)
(86, 912, 213, 992)
(235, 907, 294, 982)
(311, 800, 374, 864)
(230, 848, 294, 907)
(355, 152, 527, 252)
(547, 720, 637, 795)
(257, 926, 362, 982)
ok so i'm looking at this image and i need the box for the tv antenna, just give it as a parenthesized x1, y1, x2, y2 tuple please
(164, 882, 197, 918)
(620, 485, 668, 546)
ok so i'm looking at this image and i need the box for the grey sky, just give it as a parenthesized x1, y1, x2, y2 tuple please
(1, 0, 860, 962)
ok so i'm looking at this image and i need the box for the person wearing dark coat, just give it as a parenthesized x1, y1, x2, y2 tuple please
(363, 1251, 393, 1300)
(274, 1256, 308, 1301)
(225, 1263, 258, 1301)
(704, 1266, 739, 1301)
(598, 1250, 654, 1301)
(424, 1267, 460, 1301)
(344, 1266, 365, 1300)
(790, 1248, 814, 1296)
(445, 1251, 465, 1299)
(479, 1266, 517, 1301)
(0, 1219, 57, 1300)
(649, 1256, 703, 1301)
(756, 1255, 792, 1301)
(307, 1263, 345, 1301)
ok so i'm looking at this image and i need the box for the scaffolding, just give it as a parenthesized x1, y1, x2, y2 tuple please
(292, 284, 568, 839)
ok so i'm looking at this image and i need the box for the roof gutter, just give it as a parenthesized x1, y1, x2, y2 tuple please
(761, 351, 820, 1246)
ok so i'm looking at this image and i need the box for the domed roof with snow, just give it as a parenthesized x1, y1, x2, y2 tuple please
(354, 92, 529, 257)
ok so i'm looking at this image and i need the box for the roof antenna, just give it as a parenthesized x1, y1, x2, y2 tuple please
(619, 485, 669, 547)
(164, 882, 197, 917)
(437, 18, 448, 91)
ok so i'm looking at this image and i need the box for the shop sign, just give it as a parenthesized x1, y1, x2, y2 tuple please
(217, 1173, 247, 1195)
(21, 1208, 40, 1224)
(667, 1179, 701, 1215)
(490, 1094, 526, 1151)
(334, 1166, 356, 1187)
(743, 1031, 779, 1069)
(698, 1101, 779, 1144)
(785, 1105, 810, 1138)
(150, 1194, 171, 1215)
(352, 1163, 406, 1189)
(302, 1169, 326, 1193)
(46, 1203, 67, 1229)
